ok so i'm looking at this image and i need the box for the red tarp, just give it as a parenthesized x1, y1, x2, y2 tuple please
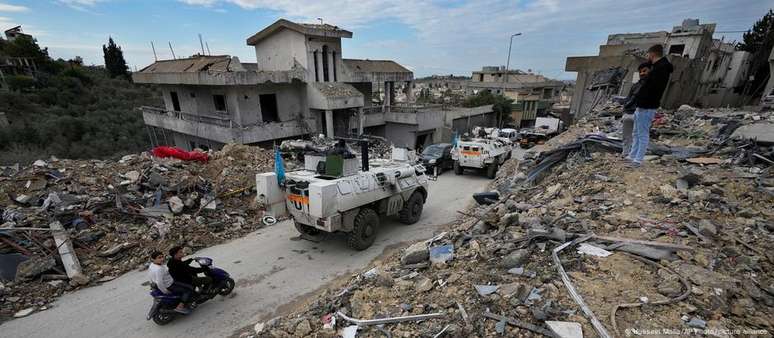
(151, 146, 209, 163)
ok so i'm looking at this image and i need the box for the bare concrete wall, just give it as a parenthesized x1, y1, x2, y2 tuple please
(253, 28, 307, 73)
(384, 122, 418, 148)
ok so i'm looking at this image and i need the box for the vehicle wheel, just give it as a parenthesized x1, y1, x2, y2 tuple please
(398, 192, 424, 225)
(453, 161, 463, 175)
(152, 312, 175, 326)
(347, 208, 378, 251)
(294, 221, 327, 241)
(486, 163, 498, 179)
(219, 277, 235, 296)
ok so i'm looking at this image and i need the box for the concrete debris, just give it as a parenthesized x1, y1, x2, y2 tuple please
(401, 242, 429, 265)
(546, 321, 584, 338)
(474, 284, 498, 296)
(576, 243, 612, 257)
(13, 307, 35, 318)
(167, 196, 184, 214)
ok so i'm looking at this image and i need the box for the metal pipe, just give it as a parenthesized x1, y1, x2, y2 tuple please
(336, 311, 443, 326)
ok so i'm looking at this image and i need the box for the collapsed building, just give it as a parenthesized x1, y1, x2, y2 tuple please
(566, 19, 758, 120)
(465, 66, 566, 128)
(133, 19, 496, 151)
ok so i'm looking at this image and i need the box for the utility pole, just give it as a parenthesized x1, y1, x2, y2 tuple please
(504, 32, 522, 83)
(150, 41, 157, 61)
(168, 42, 176, 59)
(198, 33, 205, 55)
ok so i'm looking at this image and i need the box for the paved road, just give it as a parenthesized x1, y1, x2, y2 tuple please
(2, 172, 492, 338)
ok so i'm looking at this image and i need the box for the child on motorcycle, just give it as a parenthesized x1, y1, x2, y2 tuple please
(148, 251, 191, 314)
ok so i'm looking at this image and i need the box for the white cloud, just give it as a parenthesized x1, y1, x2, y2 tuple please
(0, 2, 28, 12)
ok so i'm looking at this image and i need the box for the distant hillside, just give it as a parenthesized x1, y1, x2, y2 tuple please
(0, 38, 161, 164)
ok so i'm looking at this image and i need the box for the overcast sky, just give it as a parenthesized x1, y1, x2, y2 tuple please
(1, 0, 771, 79)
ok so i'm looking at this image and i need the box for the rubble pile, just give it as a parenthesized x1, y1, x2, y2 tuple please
(245, 107, 773, 338)
(0, 144, 274, 320)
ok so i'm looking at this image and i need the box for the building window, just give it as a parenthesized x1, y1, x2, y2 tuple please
(668, 44, 685, 56)
(479, 74, 484, 82)
(170, 91, 181, 112)
(259, 94, 279, 122)
(313, 50, 319, 82)
(213, 94, 227, 112)
(332, 50, 337, 81)
(322, 45, 330, 82)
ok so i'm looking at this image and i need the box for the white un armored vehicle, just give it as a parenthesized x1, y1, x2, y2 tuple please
(256, 139, 429, 250)
(451, 127, 513, 179)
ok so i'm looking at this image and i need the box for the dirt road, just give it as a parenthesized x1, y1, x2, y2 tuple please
(2, 172, 492, 338)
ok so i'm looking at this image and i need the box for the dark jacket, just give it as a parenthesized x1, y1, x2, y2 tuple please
(623, 78, 645, 113)
(167, 258, 205, 285)
(635, 57, 673, 109)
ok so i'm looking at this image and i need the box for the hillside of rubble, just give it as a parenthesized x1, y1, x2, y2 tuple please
(244, 106, 773, 338)
(0, 144, 274, 321)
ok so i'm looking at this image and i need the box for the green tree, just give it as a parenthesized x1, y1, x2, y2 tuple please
(462, 91, 514, 127)
(102, 37, 129, 79)
(737, 9, 774, 97)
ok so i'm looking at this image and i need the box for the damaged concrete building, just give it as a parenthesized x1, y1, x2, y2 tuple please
(465, 66, 565, 127)
(133, 19, 495, 151)
(566, 19, 755, 119)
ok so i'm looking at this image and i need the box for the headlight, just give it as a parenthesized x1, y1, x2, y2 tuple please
(429, 159, 437, 164)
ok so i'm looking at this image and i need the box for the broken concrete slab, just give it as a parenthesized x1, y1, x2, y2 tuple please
(15, 256, 55, 282)
(501, 249, 531, 269)
(50, 221, 89, 286)
(546, 321, 583, 338)
(474, 284, 499, 296)
(731, 122, 774, 144)
(401, 242, 429, 265)
(14, 307, 36, 318)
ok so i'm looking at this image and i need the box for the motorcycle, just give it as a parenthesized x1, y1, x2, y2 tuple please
(146, 257, 235, 325)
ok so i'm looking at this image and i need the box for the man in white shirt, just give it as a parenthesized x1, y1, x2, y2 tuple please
(148, 251, 191, 314)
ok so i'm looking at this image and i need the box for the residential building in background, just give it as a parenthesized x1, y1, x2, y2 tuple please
(465, 66, 565, 127)
(0, 26, 40, 91)
(133, 19, 495, 151)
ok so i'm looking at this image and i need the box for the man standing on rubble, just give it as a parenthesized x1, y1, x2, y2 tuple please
(620, 62, 652, 157)
(627, 44, 673, 167)
(148, 251, 191, 314)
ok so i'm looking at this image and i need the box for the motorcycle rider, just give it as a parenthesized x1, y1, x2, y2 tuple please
(147, 250, 191, 314)
(167, 246, 213, 294)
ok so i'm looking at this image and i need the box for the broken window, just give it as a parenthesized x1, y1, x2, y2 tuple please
(170, 91, 181, 112)
(213, 94, 227, 112)
(479, 74, 484, 82)
(332, 50, 337, 81)
(259, 94, 279, 122)
(668, 44, 685, 56)
(313, 51, 320, 82)
(322, 45, 330, 82)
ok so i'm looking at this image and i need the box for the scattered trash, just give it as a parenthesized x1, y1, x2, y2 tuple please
(428, 244, 454, 264)
(261, 215, 277, 226)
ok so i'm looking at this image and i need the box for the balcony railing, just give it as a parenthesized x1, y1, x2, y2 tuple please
(140, 106, 236, 128)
